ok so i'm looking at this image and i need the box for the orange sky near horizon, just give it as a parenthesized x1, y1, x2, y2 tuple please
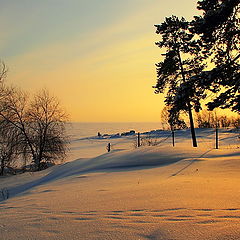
(1, 0, 205, 122)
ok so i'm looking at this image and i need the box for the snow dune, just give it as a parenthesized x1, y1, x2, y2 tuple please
(5, 143, 232, 199)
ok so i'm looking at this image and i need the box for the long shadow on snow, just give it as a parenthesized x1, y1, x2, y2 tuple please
(5, 148, 192, 200)
(170, 150, 212, 177)
(6, 145, 227, 201)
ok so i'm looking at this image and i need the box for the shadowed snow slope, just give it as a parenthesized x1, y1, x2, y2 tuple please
(7, 146, 191, 198)
(5, 144, 238, 200)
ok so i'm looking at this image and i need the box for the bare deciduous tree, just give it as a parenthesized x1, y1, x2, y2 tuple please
(27, 89, 68, 170)
(196, 110, 240, 129)
(0, 87, 68, 171)
(0, 120, 20, 175)
(0, 61, 7, 83)
(195, 110, 216, 128)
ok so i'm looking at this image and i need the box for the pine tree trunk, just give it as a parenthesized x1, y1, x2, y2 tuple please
(187, 102, 197, 147)
(177, 48, 198, 147)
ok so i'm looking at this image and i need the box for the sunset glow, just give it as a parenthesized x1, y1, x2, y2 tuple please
(1, 0, 199, 121)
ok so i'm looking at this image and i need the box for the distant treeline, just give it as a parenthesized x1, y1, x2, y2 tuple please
(161, 106, 240, 130)
(196, 110, 240, 129)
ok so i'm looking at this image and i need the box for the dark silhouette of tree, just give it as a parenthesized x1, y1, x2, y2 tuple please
(0, 61, 8, 103)
(0, 87, 68, 171)
(0, 62, 19, 175)
(0, 87, 34, 165)
(161, 106, 187, 130)
(0, 120, 20, 175)
(27, 89, 68, 170)
(153, 16, 205, 147)
(191, 0, 240, 112)
(0, 61, 7, 83)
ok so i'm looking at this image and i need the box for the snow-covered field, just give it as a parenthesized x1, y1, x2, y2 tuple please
(0, 126, 239, 240)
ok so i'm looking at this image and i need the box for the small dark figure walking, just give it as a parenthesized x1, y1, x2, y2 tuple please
(107, 143, 111, 152)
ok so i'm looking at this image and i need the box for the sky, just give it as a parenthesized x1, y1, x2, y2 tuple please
(1, 0, 200, 122)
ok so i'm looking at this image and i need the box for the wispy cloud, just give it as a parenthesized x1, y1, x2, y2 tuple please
(2, 0, 199, 121)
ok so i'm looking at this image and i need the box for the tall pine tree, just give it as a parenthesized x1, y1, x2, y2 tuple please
(192, 0, 240, 112)
(153, 16, 205, 147)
